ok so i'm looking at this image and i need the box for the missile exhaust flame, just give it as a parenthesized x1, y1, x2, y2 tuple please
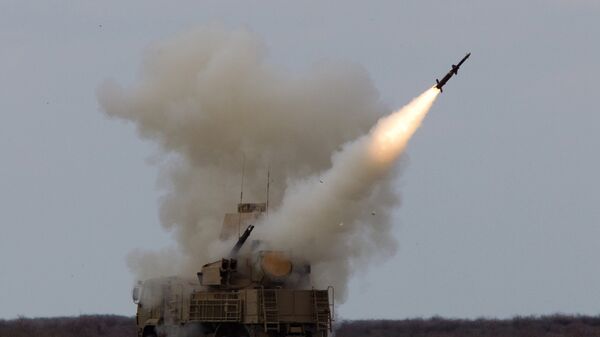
(369, 87, 440, 165)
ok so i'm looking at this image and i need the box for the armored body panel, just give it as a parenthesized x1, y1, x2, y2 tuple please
(134, 277, 333, 337)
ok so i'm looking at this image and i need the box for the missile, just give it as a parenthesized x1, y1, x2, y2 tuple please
(435, 52, 470, 92)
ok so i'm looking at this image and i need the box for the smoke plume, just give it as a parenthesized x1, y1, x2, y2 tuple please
(257, 88, 439, 299)
(98, 26, 438, 300)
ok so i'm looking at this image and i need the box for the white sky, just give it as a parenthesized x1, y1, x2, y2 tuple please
(1, 0, 599, 319)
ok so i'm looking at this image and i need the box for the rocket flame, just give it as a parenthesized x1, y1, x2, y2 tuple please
(369, 87, 440, 165)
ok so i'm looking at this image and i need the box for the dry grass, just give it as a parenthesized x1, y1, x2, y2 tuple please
(336, 315, 600, 337)
(2, 314, 600, 336)
(0, 315, 134, 337)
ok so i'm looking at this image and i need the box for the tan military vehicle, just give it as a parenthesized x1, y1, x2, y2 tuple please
(132, 202, 334, 337)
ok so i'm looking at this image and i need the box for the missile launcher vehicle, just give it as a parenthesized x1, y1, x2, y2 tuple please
(132, 202, 334, 337)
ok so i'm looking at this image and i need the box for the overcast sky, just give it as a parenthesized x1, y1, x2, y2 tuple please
(1, 0, 599, 320)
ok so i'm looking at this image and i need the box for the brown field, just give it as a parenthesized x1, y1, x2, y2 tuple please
(2, 315, 600, 337)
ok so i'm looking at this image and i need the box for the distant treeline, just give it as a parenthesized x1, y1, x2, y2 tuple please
(0, 315, 134, 337)
(336, 316, 600, 337)
(2, 314, 600, 337)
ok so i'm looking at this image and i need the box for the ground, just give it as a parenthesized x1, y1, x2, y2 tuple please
(2, 315, 600, 337)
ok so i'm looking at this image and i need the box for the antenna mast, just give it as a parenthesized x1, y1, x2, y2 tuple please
(238, 155, 246, 238)
(239, 155, 246, 205)
(266, 167, 271, 214)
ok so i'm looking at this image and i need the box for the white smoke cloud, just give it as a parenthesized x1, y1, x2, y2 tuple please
(99, 26, 438, 301)
(98, 26, 388, 279)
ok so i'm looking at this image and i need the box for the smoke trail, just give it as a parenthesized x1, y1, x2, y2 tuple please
(258, 88, 439, 300)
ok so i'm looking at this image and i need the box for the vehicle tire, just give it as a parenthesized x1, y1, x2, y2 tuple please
(143, 326, 158, 337)
(214, 323, 250, 337)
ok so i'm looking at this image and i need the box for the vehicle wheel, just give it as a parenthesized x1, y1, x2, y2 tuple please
(142, 326, 157, 337)
(214, 323, 250, 337)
